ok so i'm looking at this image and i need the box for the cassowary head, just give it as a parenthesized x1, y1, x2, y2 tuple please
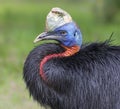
(34, 7, 82, 47)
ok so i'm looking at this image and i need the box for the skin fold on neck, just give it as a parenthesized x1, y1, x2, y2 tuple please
(39, 45, 80, 81)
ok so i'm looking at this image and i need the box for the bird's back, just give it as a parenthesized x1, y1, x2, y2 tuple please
(23, 42, 120, 109)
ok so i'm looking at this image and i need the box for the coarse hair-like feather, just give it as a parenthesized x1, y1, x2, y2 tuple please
(23, 40, 120, 109)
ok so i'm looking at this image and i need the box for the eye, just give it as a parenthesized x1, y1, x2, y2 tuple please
(60, 30, 67, 36)
(74, 31, 77, 37)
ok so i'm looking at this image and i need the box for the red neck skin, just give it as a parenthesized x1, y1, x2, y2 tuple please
(40, 45, 80, 81)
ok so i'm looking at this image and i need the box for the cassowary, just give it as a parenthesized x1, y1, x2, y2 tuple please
(23, 7, 120, 109)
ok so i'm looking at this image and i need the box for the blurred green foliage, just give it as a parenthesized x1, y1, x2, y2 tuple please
(0, 0, 120, 109)
(94, 0, 120, 22)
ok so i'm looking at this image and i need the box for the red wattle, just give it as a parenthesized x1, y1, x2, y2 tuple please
(40, 53, 64, 81)
(39, 45, 80, 81)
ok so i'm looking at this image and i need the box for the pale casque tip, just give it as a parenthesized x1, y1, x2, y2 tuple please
(46, 7, 73, 31)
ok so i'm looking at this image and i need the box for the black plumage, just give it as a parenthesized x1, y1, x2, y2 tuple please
(23, 42, 120, 109)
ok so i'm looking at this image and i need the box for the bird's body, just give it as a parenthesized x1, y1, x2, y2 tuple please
(24, 42, 120, 109)
(23, 7, 120, 109)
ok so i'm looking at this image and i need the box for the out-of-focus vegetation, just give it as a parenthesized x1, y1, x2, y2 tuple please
(0, 0, 120, 109)
(94, 0, 120, 22)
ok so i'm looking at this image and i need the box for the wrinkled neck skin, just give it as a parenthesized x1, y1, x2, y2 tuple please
(40, 45, 80, 81)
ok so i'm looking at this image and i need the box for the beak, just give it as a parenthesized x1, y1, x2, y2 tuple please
(33, 32, 59, 43)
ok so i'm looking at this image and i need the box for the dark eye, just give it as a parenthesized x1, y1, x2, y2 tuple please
(74, 31, 77, 37)
(60, 31, 67, 36)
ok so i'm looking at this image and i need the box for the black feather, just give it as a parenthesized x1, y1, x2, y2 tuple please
(23, 42, 120, 109)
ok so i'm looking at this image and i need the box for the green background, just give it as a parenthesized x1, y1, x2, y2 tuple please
(0, 0, 120, 109)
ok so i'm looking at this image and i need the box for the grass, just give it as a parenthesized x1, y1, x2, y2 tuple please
(0, 1, 120, 109)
